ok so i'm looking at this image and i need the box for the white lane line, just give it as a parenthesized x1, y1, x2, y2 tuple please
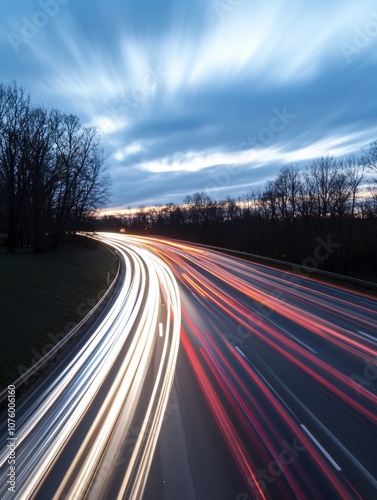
(235, 345, 246, 358)
(234, 346, 301, 423)
(357, 299, 377, 307)
(300, 424, 342, 471)
(253, 354, 377, 489)
(190, 292, 206, 307)
(159, 322, 164, 337)
(357, 330, 377, 343)
(268, 318, 318, 355)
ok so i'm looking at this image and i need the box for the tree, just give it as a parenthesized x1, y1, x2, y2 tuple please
(0, 82, 30, 252)
(183, 192, 213, 227)
(364, 140, 377, 177)
(0, 82, 111, 252)
(278, 165, 302, 221)
(24, 106, 55, 252)
(341, 156, 364, 218)
(305, 156, 340, 220)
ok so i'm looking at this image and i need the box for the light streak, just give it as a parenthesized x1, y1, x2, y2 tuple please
(1, 232, 376, 498)
(0, 234, 181, 500)
(122, 234, 376, 498)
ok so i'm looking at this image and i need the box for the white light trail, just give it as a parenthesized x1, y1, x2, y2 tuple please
(0, 234, 181, 500)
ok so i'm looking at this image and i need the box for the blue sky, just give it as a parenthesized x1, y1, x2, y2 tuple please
(1, 0, 377, 209)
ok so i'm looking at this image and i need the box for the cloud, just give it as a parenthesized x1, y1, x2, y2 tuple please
(1, 0, 377, 208)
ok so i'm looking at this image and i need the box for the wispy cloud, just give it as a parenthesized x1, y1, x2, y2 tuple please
(1, 0, 377, 207)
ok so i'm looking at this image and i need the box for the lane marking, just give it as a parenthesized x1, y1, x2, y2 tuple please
(300, 424, 342, 471)
(253, 354, 377, 489)
(357, 330, 377, 343)
(357, 299, 377, 307)
(268, 318, 318, 355)
(159, 322, 164, 337)
(190, 292, 206, 307)
(235, 345, 246, 358)
(235, 346, 301, 423)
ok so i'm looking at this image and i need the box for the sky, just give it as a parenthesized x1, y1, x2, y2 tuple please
(1, 0, 377, 210)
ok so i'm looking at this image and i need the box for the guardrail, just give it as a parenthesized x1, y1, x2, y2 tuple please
(0, 245, 122, 404)
(196, 242, 377, 290)
(153, 235, 377, 291)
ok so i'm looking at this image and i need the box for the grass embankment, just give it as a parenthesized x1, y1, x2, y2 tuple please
(0, 236, 117, 389)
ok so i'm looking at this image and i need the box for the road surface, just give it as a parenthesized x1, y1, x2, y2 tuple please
(1, 232, 376, 499)
(0, 236, 181, 499)
(127, 234, 377, 499)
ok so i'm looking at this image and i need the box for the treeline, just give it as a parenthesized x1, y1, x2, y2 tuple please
(0, 82, 110, 252)
(97, 145, 377, 280)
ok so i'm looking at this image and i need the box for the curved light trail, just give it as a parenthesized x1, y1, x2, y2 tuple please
(0, 234, 181, 500)
(122, 234, 377, 499)
(1, 232, 376, 499)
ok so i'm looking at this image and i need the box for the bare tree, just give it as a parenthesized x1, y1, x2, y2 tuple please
(183, 192, 213, 226)
(24, 106, 55, 251)
(49, 111, 111, 245)
(342, 156, 364, 218)
(0, 82, 111, 251)
(305, 156, 340, 220)
(0, 82, 31, 252)
(363, 140, 377, 177)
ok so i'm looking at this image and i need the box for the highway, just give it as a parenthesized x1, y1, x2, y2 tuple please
(1, 232, 377, 499)
(0, 235, 181, 499)
(122, 234, 377, 500)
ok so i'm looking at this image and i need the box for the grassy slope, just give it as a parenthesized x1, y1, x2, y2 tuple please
(0, 236, 117, 389)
